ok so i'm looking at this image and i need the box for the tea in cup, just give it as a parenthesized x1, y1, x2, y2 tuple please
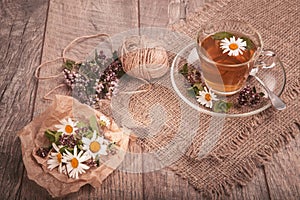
(197, 20, 264, 95)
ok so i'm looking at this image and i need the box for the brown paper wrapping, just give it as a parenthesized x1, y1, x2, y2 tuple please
(18, 95, 130, 197)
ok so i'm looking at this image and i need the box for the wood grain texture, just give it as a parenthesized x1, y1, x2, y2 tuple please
(265, 134, 300, 200)
(139, 0, 169, 27)
(0, 0, 49, 199)
(230, 169, 270, 200)
(91, 141, 144, 200)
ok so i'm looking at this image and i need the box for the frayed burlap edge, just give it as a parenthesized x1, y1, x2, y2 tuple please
(155, 0, 299, 198)
(135, 76, 299, 199)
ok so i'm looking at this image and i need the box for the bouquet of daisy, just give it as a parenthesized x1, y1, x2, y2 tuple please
(37, 115, 115, 179)
(19, 95, 131, 197)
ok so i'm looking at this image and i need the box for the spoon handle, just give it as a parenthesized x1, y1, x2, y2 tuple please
(254, 76, 286, 110)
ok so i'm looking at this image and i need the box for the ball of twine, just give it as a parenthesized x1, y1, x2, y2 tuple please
(119, 35, 169, 80)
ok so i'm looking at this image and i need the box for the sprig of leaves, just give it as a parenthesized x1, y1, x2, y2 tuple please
(45, 130, 62, 143)
(213, 100, 233, 113)
(179, 62, 233, 113)
(241, 37, 255, 50)
(179, 63, 189, 76)
(211, 32, 233, 40)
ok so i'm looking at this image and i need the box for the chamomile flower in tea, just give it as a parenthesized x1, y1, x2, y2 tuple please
(199, 31, 257, 94)
(220, 36, 247, 56)
(55, 118, 78, 136)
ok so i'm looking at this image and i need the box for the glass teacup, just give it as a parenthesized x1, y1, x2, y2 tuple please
(197, 20, 272, 95)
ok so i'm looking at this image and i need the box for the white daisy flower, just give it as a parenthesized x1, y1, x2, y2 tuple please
(82, 130, 109, 159)
(98, 115, 111, 128)
(197, 87, 219, 108)
(63, 145, 90, 179)
(55, 118, 78, 135)
(220, 36, 247, 56)
(47, 143, 65, 173)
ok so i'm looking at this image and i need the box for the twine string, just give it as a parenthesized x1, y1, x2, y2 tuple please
(35, 33, 113, 100)
(42, 84, 67, 101)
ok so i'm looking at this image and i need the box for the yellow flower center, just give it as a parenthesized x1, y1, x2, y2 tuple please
(56, 153, 62, 163)
(229, 43, 238, 50)
(65, 125, 73, 134)
(71, 158, 79, 168)
(89, 141, 101, 153)
(99, 120, 107, 127)
(205, 94, 212, 101)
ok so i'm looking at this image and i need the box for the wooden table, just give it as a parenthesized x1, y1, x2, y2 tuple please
(1, 0, 299, 199)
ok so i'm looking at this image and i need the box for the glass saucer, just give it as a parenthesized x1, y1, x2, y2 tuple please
(170, 43, 286, 117)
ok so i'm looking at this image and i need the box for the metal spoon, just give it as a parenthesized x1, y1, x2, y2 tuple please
(250, 68, 286, 110)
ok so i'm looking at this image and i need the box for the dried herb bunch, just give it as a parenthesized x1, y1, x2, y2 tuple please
(63, 50, 125, 107)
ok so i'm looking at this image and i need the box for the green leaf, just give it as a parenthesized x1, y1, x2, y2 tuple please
(77, 121, 87, 128)
(66, 147, 74, 154)
(44, 130, 62, 143)
(95, 50, 103, 67)
(241, 36, 255, 50)
(193, 83, 204, 92)
(95, 49, 98, 60)
(212, 32, 234, 40)
(252, 86, 257, 93)
(187, 87, 197, 97)
(77, 139, 83, 145)
(259, 92, 265, 97)
(77, 143, 83, 151)
(212, 100, 233, 113)
(84, 130, 94, 139)
(112, 51, 119, 60)
(89, 115, 99, 132)
(179, 63, 189, 76)
(59, 146, 68, 154)
(63, 60, 76, 71)
(187, 83, 204, 97)
(45, 130, 55, 143)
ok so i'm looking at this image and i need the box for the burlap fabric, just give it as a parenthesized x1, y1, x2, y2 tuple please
(115, 0, 299, 198)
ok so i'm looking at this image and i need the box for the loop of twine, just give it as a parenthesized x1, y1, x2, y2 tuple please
(34, 56, 77, 80)
(35, 33, 112, 100)
(62, 33, 112, 63)
(43, 84, 67, 101)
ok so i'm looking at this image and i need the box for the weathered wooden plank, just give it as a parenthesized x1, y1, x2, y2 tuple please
(0, 0, 49, 199)
(143, 169, 204, 199)
(264, 135, 300, 200)
(139, 0, 170, 27)
(18, 0, 144, 199)
(91, 141, 144, 200)
(231, 169, 270, 200)
(33, 0, 139, 117)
